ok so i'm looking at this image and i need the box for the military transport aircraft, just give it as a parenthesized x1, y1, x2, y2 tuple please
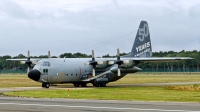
(7, 21, 192, 88)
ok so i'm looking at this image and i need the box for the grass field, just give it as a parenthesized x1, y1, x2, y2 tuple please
(110, 72, 200, 84)
(2, 73, 200, 102)
(1, 73, 200, 87)
(4, 86, 200, 102)
(0, 74, 40, 87)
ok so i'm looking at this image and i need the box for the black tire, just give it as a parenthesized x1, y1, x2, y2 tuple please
(45, 83, 50, 88)
(94, 84, 100, 87)
(74, 83, 80, 87)
(100, 84, 106, 87)
(81, 83, 87, 87)
(42, 83, 45, 87)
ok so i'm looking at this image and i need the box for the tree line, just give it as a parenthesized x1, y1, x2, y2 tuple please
(0, 50, 199, 72)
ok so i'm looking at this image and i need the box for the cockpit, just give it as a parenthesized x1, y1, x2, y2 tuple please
(42, 61, 50, 67)
(33, 60, 51, 71)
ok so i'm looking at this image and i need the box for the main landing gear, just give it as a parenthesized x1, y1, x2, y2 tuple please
(73, 82, 107, 87)
(73, 83, 87, 87)
(42, 83, 50, 88)
(93, 83, 106, 87)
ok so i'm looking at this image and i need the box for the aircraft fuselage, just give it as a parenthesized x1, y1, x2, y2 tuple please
(29, 58, 134, 87)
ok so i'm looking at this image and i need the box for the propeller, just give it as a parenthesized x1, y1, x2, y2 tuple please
(48, 51, 51, 58)
(25, 50, 32, 73)
(89, 50, 97, 77)
(115, 48, 123, 76)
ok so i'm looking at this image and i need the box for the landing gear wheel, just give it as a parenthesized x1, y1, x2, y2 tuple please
(45, 83, 50, 88)
(42, 83, 45, 87)
(74, 83, 80, 87)
(81, 83, 87, 87)
(93, 83, 100, 87)
(100, 83, 106, 87)
(42, 83, 50, 88)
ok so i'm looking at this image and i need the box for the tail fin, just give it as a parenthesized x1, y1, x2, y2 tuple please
(127, 21, 152, 57)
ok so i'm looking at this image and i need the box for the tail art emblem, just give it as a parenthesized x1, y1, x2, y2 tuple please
(138, 24, 149, 41)
(127, 21, 152, 58)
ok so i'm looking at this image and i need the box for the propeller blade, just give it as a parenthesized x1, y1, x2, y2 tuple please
(92, 50, 95, 60)
(26, 50, 32, 68)
(48, 51, 51, 58)
(116, 48, 122, 76)
(90, 50, 97, 76)
(118, 68, 121, 76)
(92, 68, 95, 77)
(28, 50, 30, 58)
(117, 48, 120, 57)
(27, 67, 30, 74)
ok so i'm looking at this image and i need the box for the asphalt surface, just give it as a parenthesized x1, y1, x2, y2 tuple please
(0, 97, 200, 112)
(0, 82, 200, 112)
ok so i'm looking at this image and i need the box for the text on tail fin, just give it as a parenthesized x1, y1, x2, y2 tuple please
(130, 21, 152, 57)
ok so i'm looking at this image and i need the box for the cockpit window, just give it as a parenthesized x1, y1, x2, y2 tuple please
(43, 61, 50, 67)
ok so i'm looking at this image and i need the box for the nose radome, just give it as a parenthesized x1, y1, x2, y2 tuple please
(28, 69, 41, 81)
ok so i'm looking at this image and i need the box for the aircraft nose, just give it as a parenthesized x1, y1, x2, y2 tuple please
(28, 69, 41, 81)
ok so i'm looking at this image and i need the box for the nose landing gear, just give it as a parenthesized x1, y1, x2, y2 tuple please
(42, 83, 50, 88)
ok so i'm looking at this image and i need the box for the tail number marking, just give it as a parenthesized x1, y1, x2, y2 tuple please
(138, 24, 149, 41)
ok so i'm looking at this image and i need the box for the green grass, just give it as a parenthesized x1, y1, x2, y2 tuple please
(111, 73, 200, 84)
(4, 86, 200, 102)
(2, 73, 200, 102)
(1, 73, 200, 87)
(0, 74, 40, 87)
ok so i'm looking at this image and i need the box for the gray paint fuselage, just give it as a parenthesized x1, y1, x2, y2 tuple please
(34, 58, 127, 84)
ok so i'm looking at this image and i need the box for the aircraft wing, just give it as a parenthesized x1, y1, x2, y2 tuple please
(6, 58, 42, 61)
(92, 57, 192, 64)
(94, 57, 192, 62)
(130, 57, 193, 62)
(81, 70, 111, 82)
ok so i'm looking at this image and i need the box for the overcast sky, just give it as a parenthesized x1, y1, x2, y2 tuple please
(0, 0, 200, 57)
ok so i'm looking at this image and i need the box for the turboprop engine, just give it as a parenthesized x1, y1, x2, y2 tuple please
(110, 66, 142, 73)
(121, 60, 134, 68)
(96, 60, 108, 69)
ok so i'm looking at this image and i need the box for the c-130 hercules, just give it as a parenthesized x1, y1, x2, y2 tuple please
(7, 21, 192, 88)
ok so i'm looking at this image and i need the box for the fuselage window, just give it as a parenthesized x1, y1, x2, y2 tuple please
(43, 69, 48, 75)
(43, 61, 50, 67)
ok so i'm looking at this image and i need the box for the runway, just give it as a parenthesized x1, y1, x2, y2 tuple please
(0, 96, 200, 112)
(0, 82, 200, 112)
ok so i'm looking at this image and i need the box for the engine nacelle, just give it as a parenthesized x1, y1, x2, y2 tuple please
(110, 66, 142, 73)
(96, 61, 108, 69)
(121, 60, 135, 68)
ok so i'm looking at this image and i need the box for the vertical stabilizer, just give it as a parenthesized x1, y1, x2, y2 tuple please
(128, 21, 152, 57)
